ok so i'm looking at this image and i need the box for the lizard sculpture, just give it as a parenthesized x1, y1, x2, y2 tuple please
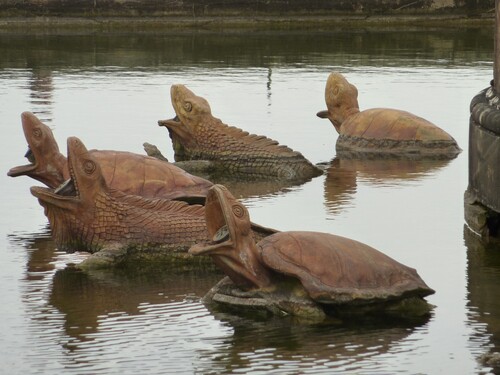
(9, 112, 213, 202)
(30, 137, 277, 267)
(158, 84, 323, 181)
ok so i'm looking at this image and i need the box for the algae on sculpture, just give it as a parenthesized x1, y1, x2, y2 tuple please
(8, 112, 213, 202)
(159, 84, 323, 180)
(190, 184, 435, 319)
(316, 72, 461, 157)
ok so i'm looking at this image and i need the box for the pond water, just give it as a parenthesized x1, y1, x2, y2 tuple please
(1, 27, 499, 374)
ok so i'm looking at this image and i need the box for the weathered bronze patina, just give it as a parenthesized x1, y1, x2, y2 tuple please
(8, 112, 213, 202)
(30, 137, 277, 267)
(190, 184, 435, 319)
(316, 72, 461, 157)
(158, 84, 323, 181)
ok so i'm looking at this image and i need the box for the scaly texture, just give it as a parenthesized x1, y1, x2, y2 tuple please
(41, 188, 208, 253)
(31, 138, 276, 262)
(30, 137, 209, 256)
(160, 85, 323, 180)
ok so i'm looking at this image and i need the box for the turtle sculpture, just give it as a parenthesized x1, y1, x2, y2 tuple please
(316, 72, 461, 157)
(30, 137, 277, 268)
(8, 112, 213, 203)
(189, 184, 435, 320)
(158, 84, 323, 181)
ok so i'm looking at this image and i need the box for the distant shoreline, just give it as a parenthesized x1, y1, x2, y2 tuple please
(0, 13, 494, 31)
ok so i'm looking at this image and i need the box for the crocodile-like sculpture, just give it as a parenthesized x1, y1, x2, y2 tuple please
(158, 84, 323, 181)
(316, 72, 461, 157)
(30, 137, 277, 267)
(8, 112, 213, 202)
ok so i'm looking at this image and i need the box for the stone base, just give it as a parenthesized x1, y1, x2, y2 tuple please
(336, 135, 461, 159)
(464, 188, 500, 238)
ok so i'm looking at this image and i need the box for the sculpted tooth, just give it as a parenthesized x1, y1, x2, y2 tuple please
(212, 225, 229, 243)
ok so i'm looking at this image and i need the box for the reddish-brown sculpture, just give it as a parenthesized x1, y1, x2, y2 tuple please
(158, 84, 323, 181)
(316, 72, 461, 157)
(30, 136, 209, 267)
(30, 137, 277, 268)
(190, 184, 435, 319)
(8, 112, 213, 202)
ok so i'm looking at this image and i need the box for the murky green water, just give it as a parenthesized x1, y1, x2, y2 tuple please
(1, 27, 499, 374)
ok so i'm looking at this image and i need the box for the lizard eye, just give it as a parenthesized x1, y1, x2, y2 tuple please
(232, 204, 245, 218)
(33, 128, 42, 138)
(83, 160, 96, 174)
(183, 102, 192, 112)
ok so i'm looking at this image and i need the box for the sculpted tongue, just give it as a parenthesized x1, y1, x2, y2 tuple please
(158, 115, 180, 127)
(54, 179, 77, 196)
(212, 225, 229, 243)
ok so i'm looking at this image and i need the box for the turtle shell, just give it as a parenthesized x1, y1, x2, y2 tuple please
(92, 150, 213, 201)
(341, 108, 454, 142)
(258, 231, 434, 305)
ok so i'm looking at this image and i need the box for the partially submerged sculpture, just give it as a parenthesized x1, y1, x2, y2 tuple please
(158, 85, 323, 181)
(8, 112, 213, 202)
(190, 185, 435, 319)
(316, 72, 461, 157)
(30, 137, 277, 267)
(30, 137, 209, 266)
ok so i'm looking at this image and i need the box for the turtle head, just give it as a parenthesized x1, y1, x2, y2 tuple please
(189, 184, 272, 290)
(316, 72, 360, 133)
(8, 112, 68, 188)
(158, 84, 211, 148)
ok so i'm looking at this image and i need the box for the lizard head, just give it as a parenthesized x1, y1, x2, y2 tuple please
(158, 85, 212, 159)
(8, 112, 68, 188)
(30, 136, 106, 214)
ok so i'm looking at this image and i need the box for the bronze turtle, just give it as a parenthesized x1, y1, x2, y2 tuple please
(190, 184, 435, 319)
(316, 72, 461, 157)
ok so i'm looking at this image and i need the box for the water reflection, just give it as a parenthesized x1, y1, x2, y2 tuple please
(50, 265, 222, 342)
(0, 29, 493, 71)
(210, 175, 310, 200)
(8, 229, 229, 373)
(28, 68, 53, 123)
(7, 225, 432, 374)
(198, 309, 428, 374)
(323, 155, 452, 214)
(464, 226, 500, 373)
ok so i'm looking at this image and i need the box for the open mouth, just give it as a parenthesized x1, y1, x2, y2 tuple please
(158, 115, 180, 128)
(212, 224, 229, 244)
(54, 178, 77, 197)
(25, 146, 35, 163)
(30, 154, 79, 203)
(59, 155, 80, 198)
(7, 145, 38, 177)
(189, 186, 234, 255)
